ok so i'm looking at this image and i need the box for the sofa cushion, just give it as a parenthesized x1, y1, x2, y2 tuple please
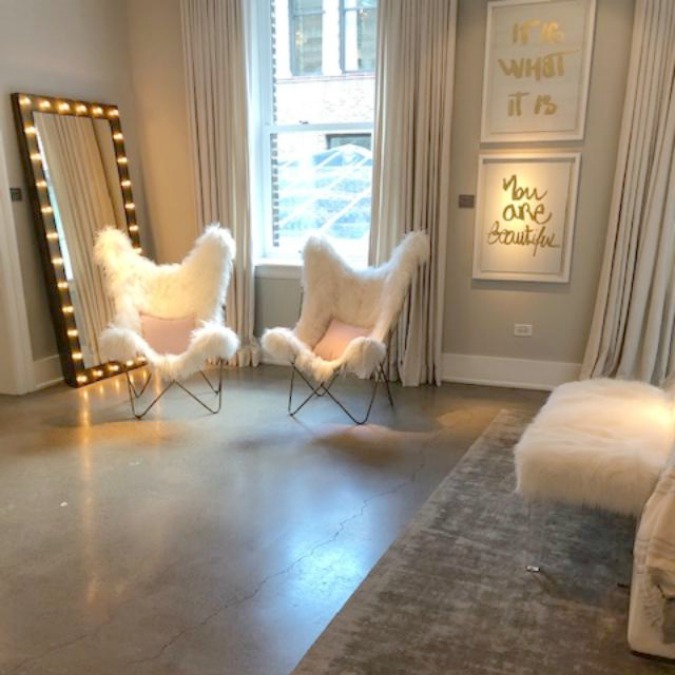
(514, 378, 675, 516)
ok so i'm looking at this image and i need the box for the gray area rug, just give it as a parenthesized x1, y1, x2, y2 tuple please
(294, 410, 675, 674)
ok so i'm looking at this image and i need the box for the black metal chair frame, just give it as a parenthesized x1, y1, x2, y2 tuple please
(124, 360, 224, 420)
(287, 361, 394, 425)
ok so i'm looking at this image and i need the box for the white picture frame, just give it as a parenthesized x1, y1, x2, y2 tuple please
(481, 0, 596, 143)
(473, 152, 581, 282)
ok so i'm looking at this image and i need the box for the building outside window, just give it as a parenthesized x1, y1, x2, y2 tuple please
(254, 0, 378, 265)
(340, 0, 377, 72)
(289, 0, 323, 76)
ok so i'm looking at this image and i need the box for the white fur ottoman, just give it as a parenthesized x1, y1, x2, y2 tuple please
(514, 378, 675, 516)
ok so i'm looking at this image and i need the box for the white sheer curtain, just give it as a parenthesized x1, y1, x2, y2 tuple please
(180, 0, 260, 366)
(581, 0, 675, 384)
(369, 0, 457, 386)
(35, 113, 119, 368)
(370, 0, 457, 385)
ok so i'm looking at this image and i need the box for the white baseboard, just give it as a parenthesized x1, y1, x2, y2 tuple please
(442, 353, 580, 391)
(33, 355, 63, 391)
(264, 351, 578, 392)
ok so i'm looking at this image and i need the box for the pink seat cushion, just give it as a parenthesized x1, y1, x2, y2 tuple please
(313, 319, 371, 361)
(140, 313, 196, 355)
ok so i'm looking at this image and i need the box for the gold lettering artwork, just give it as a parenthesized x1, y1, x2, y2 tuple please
(498, 19, 579, 118)
(487, 174, 560, 257)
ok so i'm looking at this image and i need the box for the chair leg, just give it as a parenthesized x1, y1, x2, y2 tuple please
(323, 377, 379, 425)
(127, 369, 153, 399)
(287, 362, 394, 425)
(174, 362, 224, 415)
(124, 361, 224, 419)
(525, 500, 547, 574)
(125, 370, 174, 420)
(199, 361, 224, 396)
(288, 365, 338, 417)
(380, 364, 395, 407)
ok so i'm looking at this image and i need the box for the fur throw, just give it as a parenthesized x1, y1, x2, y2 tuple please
(95, 225, 239, 381)
(262, 231, 429, 383)
(94, 224, 236, 331)
(514, 378, 675, 516)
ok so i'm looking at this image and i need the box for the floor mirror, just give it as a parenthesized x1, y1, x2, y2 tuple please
(12, 92, 144, 387)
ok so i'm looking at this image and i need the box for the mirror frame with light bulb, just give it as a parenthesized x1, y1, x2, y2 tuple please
(11, 92, 145, 388)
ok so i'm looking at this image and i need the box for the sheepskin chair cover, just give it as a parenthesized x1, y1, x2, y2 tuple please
(262, 231, 430, 383)
(94, 224, 240, 381)
(514, 378, 675, 516)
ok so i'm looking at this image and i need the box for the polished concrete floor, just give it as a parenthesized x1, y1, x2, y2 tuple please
(0, 365, 547, 675)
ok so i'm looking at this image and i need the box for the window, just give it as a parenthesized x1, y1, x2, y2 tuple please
(340, 0, 377, 73)
(326, 132, 372, 150)
(289, 0, 323, 76)
(254, 0, 378, 265)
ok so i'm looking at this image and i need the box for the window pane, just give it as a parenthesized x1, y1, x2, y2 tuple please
(262, 0, 378, 262)
(271, 131, 372, 263)
(274, 0, 376, 125)
(275, 78, 376, 125)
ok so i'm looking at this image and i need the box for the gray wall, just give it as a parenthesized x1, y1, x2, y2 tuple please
(443, 0, 634, 365)
(125, 0, 199, 265)
(0, 0, 146, 371)
(0, 0, 637, 391)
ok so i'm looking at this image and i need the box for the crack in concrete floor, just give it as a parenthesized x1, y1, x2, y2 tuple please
(125, 432, 436, 668)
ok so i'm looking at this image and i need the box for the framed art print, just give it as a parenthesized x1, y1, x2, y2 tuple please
(481, 0, 596, 143)
(473, 152, 581, 282)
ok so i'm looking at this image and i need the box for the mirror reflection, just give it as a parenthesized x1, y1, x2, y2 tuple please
(34, 112, 123, 368)
(12, 93, 142, 387)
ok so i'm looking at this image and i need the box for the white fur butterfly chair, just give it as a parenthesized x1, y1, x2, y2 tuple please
(262, 231, 430, 424)
(94, 225, 240, 419)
